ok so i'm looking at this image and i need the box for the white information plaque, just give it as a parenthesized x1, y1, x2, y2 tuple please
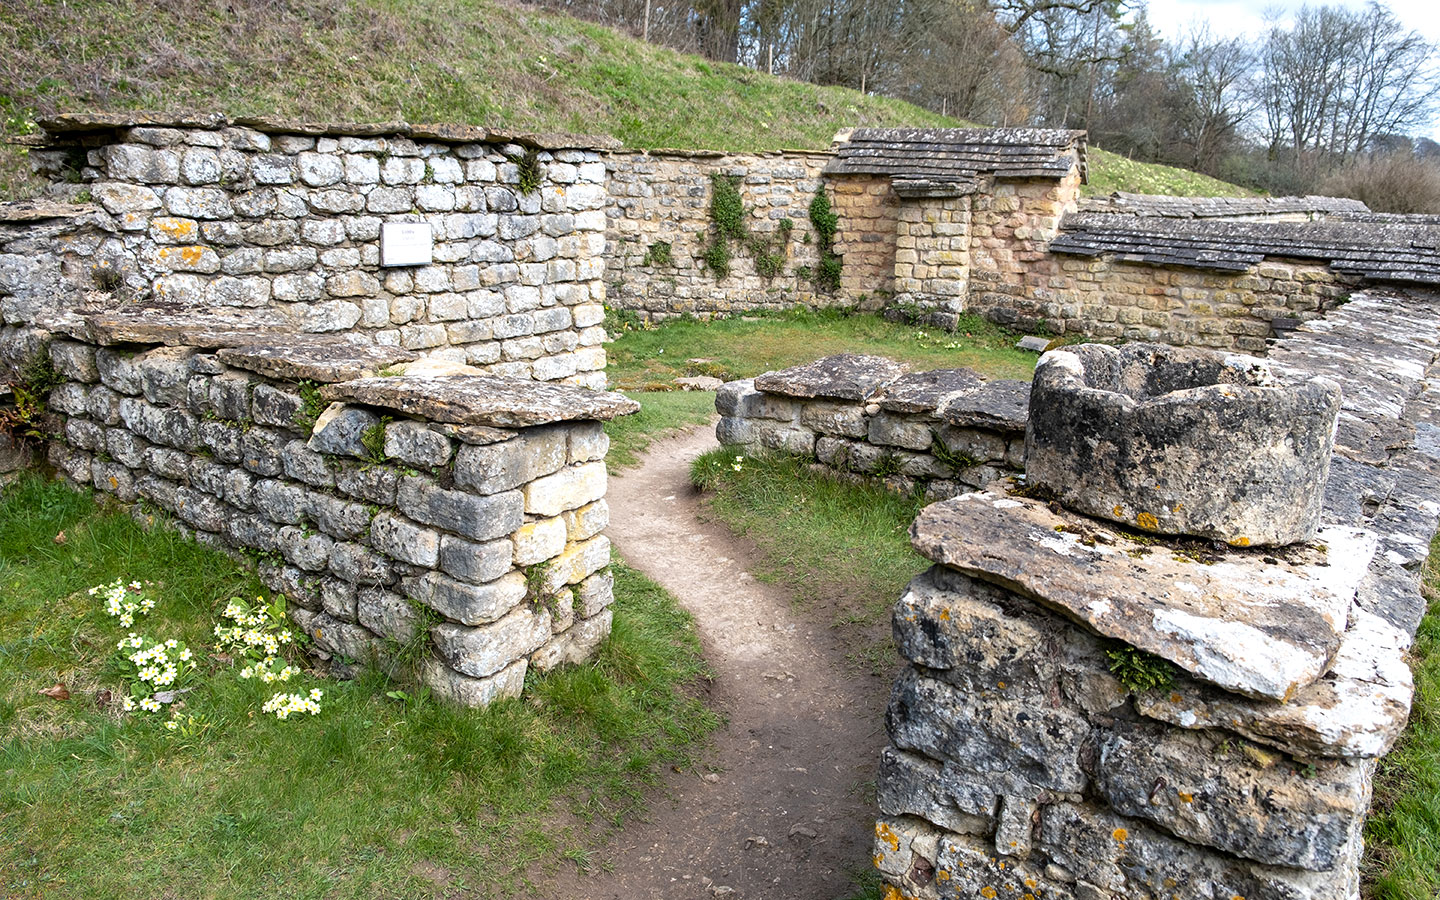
(380, 222, 433, 267)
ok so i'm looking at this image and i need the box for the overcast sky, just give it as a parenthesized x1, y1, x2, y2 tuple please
(1144, 0, 1440, 140)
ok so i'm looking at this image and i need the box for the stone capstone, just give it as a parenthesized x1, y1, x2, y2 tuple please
(910, 489, 1375, 701)
(753, 353, 906, 401)
(321, 375, 640, 427)
(1026, 343, 1342, 546)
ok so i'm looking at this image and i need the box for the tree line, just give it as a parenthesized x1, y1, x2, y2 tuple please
(525, 0, 1440, 210)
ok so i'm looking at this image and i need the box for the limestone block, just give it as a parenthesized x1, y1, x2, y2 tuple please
(335, 461, 400, 506)
(306, 404, 380, 458)
(50, 341, 99, 383)
(137, 347, 197, 407)
(523, 461, 607, 517)
(887, 668, 1090, 794)
(358, 587, 417, 643)
(382, 420, 454, 468)
(876, 747, 996, 837)
(420, 657, 526, 708)
(397, 476, 524, 543)
(575, 569, 614, 617)
(431, 604, 552, 677)
(543, 535, 611, 593)
(799, 401, 868, 438)
(305, 493, 370, 541)
(327, 541, 394, 587)
(563, 499, 609, 543)
(512, 517, 568, 566)
(438, 534, 514, 585)
(96, 347, 143, 395)
(868, 412, 932, 451)
(531, 607, 612, 672)
(281, 440, 334, 488)
(370, 512, 440, 567)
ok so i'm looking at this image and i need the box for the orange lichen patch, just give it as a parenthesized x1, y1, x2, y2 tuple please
(108, 476, 119, 490)
(1229, 536, 1251, 547)
(1170, 693, 1182, 703)
(1178, 792, 1194, 803)
(1112, 504, 1125, 518)
(874, 854, 884, 868)
(998, 681, 1007, 689)
(939, 608, 951, 620)
(881, 885, 905, 900)
(1112, 827, 1128, 843)
(936, 870, 951, 883)
(980, 887, 997, 899)
(153, 217, 196, 239)
(876, 821, 901, 852)
(179, 246, 206, 265)
(1025, 879, 1037, 889)
(1135, 511, 1159, 531)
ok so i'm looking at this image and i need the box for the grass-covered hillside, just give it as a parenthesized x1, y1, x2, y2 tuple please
(0, 0, 1249, 200)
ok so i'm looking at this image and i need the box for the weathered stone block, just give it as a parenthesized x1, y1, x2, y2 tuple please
(524, 461, 606, 517)
(397, 476, 524, 542)
(358, 587, 417, 643)
(512, 517, 568, 566)
(420, 657, 526, 707)
(453, 428, 567, 495)
(369, 512, 440, 567)
(306, 403, 380, 458)
(382, 420, 453, 467)
(431, 604, 552, 677)
(438, 534, 514, 585)
(563, 499, 609, 542)
(407, 569, 528, 627)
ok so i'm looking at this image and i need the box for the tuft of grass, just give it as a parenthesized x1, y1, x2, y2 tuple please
(1365, 532, 1440, 900)
(605, 307, 1038, 393)
(688, 449, 928, 674)
(1105, 645, 1176, 693)
(0, 473, 718, 899)
(604, 390, 717, 470)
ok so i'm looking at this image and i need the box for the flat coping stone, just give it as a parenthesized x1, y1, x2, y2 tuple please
(910, 487, 1377, 702)
(936, 380, 1031, 433)
(321, 375, 641, 428)
(872, 368, 985, 415)
(753, 353, 905, 401)
(79, 306, 291, 347)
(217, 339, 418, 384)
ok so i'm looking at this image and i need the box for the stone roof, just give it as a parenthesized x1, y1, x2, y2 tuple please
(1076, 192, 1369, 220)
(825, 127, 1087, 184)
(36, 111, 619, 151)
(1050, 213, 1440, 284)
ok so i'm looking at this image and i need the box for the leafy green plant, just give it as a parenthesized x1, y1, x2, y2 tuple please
(702, 239, 731, 279)
(514, 148, 543, 195)
(360, 416, 392, 466)
(290, 380, 326, 434)
(643, 240, 673, 266)
(873, 450, 904, 479)
(809, 186, 842, 292)
(703, 173, 745, 278)
(929, 431, 978, 473)
(1106, 645, 1176, 692)
(0, 344, 62, 442)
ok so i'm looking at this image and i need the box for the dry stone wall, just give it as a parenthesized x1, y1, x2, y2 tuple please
(713, 354, 1030, 501)
(604, 151, 889, 319)
(9, 117, 611, 388)
(872, 288, 1440, 900)
(37, 308, 637, 706)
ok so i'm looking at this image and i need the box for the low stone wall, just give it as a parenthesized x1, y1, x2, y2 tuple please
(969, 254, 1357, 353)
(873, 288, 1440, 900)
(36, 308, 637, 706)
(8, 115, 612, 388)
(713, 354, 1030, 499)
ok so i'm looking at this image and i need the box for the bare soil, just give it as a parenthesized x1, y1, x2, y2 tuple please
(540, 426, 890, 900)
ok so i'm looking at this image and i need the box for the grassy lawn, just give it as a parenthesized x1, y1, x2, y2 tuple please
(0, 474, 718, 899)
(1365, 533, 1440, 900)
(1083, 147, 1256, 199)
(604, 308, 1040, 392)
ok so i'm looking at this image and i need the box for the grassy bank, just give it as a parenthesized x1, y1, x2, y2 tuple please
(0, 0, 1248, 201)
(0, 474, 718, 899)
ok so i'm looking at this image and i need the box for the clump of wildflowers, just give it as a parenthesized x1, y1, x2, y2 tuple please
(262, 688, 324, 720)
(89, 579, 156, 627)
(214, 596, 296, 661)
(113, 633, 196, 714)
(239, 657, 301, 684)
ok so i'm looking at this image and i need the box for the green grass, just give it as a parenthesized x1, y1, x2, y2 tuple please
(1365, 533, 1440, 900)
(604, 390, 716, 470)
(689, 449, 927, 675)
(0, 0, 1247, 201)
(0, 473, 719, 899)
(1083, 147, 1255, 199)
(604, 308, 1039, 392)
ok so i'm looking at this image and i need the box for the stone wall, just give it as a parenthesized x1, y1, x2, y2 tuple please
(872, 288, 1440, 900)
(970, 253, 1358, 353)
(9, 118, 611, 388)
(831, 175, 900, 300)
(604, 150, 890, 319)
(37, 308, 637, 706)
(713, 354, 1029, 501)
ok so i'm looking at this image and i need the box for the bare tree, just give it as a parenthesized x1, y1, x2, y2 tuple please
(1173, 26, 1254, 173)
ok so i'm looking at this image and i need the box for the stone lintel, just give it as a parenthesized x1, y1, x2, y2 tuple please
(753, 353, 905, 401)
(909, 488, 1376, 701)
(321, 375, 640, 427)
(935, 380, 1031, 433)
(872, 368, 985, 415)
(80, 306, 290, 347)
(217, 340, 418, 384)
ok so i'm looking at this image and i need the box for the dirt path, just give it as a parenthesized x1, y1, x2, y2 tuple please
(548, 426, 890, 900)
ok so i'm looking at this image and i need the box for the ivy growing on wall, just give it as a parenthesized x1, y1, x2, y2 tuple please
(702, 174, 790, 281)
(808, 187, 842, 292)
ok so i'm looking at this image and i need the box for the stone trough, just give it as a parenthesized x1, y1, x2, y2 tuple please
(1025, 342, 1342, 546)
